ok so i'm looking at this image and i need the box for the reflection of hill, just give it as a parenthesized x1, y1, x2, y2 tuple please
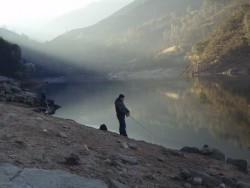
(129, 77, 250, 149)
(188, 76, 250, 148)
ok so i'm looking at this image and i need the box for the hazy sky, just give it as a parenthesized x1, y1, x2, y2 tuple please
(0, 0, 104, 25)
(0, 0, 133, 41)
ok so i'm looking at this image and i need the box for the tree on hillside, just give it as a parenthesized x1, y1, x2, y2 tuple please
(0, 37, 22, 77)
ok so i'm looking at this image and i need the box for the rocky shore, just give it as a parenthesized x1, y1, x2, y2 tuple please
(0, 76, 249, 187)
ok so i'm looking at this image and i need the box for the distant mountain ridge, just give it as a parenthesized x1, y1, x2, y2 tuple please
(41, 0, 133, 40)
(47, 0, 203, 72)
(2, 0, 250, 78)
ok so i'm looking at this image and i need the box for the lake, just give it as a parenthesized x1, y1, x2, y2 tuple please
(37, 75, 250, 163)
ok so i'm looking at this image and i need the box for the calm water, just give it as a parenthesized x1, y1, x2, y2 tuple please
(38, 76, 250, 163)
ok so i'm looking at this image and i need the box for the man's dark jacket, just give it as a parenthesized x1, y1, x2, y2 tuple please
(115, 98, 129, 116)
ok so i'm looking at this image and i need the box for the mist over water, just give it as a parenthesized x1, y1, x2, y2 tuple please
(38, 76, 250, 163)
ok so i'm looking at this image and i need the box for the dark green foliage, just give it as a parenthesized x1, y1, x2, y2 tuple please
(0, 37, 22, 77)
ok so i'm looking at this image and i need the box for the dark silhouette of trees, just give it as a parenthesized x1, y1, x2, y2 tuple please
(0, 37, 22, 77)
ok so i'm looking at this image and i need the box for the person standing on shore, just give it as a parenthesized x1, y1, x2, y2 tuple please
(115, 94, 130, 137)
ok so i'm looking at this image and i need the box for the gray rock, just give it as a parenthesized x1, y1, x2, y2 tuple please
(10, 167, 108, 188)
(109, 179, 130, 188)
(237, 182, 250, 188)
(208, 148, 225, 161)
(221, 177, 238, 188)
(219, 183, 226, 188)
(56, 132, 68, 138)
(118, 154, 138, 165)
(157, 157, 166, 162)
(200, 145, 225, 161)
(184, 182, 192, 188)
(180, 169, 192, 179)
(193, 177, 202, 185)
(121, 142, 129, 149)
(181, 146, 200, 154)
(83, 144, 89, 151)
(190, 170, 221, 187)
(128, 143, 138, 150)
(207, 168, 219, 176)
(0, 163, 22, 182)
(226, 158, 248, 172)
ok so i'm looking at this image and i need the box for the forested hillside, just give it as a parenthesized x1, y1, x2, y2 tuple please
(0, 37, 22, 77)
(184, 2, 250, 76)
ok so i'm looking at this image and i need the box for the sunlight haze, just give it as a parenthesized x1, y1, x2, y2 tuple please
(0, 0, 133, 41)
(0, 0, 94, 24)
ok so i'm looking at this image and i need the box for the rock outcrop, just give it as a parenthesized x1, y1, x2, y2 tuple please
(0, 163, 107, 188)
(0, 76, 38, 105)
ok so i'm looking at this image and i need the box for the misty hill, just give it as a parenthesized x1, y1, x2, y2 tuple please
(4, 0, 250, 78)
(47, 0, 204, 72)
(41, 0, 133, 40)
(0, 28, 42, 58)
(184, 3, 250, 76)
(0, 28, 78, 77)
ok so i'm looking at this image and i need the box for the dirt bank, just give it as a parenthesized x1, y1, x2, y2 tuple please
(0, 101, 249, 188)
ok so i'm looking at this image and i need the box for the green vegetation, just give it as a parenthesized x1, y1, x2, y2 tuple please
(0, 37, 40, 78)
(0, 37, 23, 77)
(185, 3, 250, 76)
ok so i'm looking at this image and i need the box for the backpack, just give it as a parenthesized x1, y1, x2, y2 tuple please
(99, 124, 108, 131)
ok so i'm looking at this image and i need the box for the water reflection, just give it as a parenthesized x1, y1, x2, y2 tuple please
(38, 76, 250, 162)
(189, 76, 250, 149)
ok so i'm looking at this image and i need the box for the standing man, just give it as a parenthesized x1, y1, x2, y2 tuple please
(115, 94, 130, 137)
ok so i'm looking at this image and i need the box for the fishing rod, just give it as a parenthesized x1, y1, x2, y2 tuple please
(129, 116, 154, 138)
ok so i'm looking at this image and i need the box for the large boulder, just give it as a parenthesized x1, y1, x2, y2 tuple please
(237, 182, 250, 188)
(200, 145, 225, 161)
(190, 170, 222, 187)
(180, 146, 200, 154)
(0, 163, 108, 188)
(226, 158, 248, 172)
(180, 169, 222, 187)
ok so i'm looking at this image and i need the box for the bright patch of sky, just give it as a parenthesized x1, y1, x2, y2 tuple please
(0, 0, 99, 25)
(0, 0, 133, 41)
